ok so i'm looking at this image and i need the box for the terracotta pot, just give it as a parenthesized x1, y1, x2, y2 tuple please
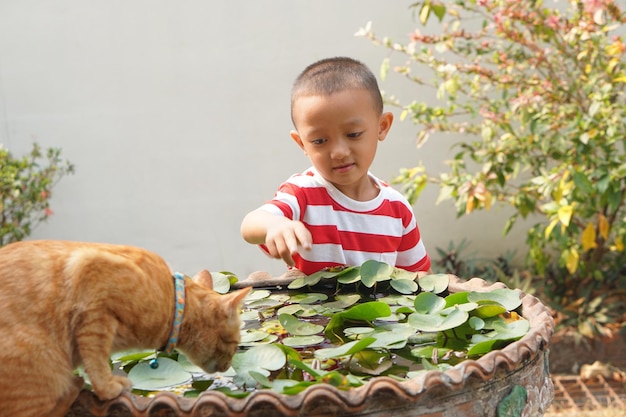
(66, 275, 555, 417)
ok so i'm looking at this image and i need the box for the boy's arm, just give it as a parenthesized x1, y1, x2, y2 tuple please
(240, 209, 312, 267)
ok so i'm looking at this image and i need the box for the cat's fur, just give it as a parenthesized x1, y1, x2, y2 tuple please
(0, 240, 250, 417)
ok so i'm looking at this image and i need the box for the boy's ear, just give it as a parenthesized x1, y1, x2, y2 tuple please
(378, 112, 394, 141)
(290, 130, 306, 152)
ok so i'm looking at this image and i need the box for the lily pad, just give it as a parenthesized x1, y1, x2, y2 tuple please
(282, 335, 325, 347)
(289, 293, 328, 304)
(348, 350, 393, 375)
(210, 272, 233, 294)
(360, 260, 394, 287)
(314, 337, 376, 360)
(244, 289, 271, 302)
(390, 278, 418, 294)
(418, 274, 450, 294)
(468, 289, 522, 311)
(414, 291, 446, 314)
(128, 358, 191, 390)
(322, 294, 361, 309)
(278, 314, 324, 336)
(408, 307, 469, 332)
(177, 353, 205, 374)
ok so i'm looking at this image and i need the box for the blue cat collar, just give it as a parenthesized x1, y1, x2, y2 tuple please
(163, 272, 186, 354)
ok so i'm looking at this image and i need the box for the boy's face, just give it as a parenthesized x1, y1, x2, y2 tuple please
(290, 88, 393, 201)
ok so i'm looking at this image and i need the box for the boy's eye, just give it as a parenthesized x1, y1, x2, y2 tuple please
(311, 138, 326, 145)
(347, 132, 363, 138)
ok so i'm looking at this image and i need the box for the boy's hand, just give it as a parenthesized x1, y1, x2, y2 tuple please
(241, 209, 312, 267)
(264, 218, 312, 267)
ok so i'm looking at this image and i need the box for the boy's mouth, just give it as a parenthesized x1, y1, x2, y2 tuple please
(333, 163, 355, 173)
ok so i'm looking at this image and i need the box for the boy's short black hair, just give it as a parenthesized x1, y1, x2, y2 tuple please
(291, 57, 384, 118)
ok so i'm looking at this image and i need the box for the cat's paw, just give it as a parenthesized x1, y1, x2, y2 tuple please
(94, 375, 133, 401)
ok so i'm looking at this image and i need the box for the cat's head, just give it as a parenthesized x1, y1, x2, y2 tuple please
(179, 270, 250, 373)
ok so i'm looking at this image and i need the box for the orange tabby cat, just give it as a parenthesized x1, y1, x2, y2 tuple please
(0, 240, 250, 417)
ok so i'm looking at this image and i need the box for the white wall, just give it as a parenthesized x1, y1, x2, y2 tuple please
(0, 1, 531, 278)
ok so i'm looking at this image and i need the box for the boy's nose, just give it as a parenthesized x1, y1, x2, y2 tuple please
(330, 139, 350, 159)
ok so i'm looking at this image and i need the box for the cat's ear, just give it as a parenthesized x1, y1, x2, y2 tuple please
(192, 269, 214, 290)
(223, 286, 251, 310)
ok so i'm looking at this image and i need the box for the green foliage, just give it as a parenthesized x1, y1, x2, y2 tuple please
(0, 143, 74, 245)
(358, 0, 626, 338)
(115, 263, 529, 397)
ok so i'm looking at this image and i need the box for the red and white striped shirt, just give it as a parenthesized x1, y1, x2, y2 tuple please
(258, 168, 431, 275)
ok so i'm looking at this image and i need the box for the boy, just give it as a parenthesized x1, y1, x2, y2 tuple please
(241, 57, 431, 276)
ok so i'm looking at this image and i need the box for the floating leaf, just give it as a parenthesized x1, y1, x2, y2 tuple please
(444, 291, 470, 307)
(240, 329, 271, 343)
(390, 278, 418, 294)
(339, 301, 392, 321)
(210, 272, 232, 294)
(231, 344, 286, 386)
(474, 303, 507, 318)
(177, 353, 205, 374)
(408, 307, 469, 332)
(335, 268, 361, 284)
(277, 304, 305, 316)
(289, 293, 328, 304)
(360, 260, 394, 287)
(410, 345, 452, 359)
(418, 274, 450, 293)
(245, 289, 271, 302)
(282, 335, 325, 347)
(414, 291, 446, 314)
(367, 328, 415, 349)
(348, 350, 393, 376)
(322, 294, 361, 309)
(128, 358, 191, 390)
(314, 337, 376, 360)
(468, 289, 522, 311)
(288, 277, 307, 289)
(111, 349, 154, 363)
(392, 268, 418, 281)
(469, 319, 530, 355)
(279, 314, 324, 336)
(469, 316, 485, 331)
(240, 310, 261, 321)
(344, 327, 375, 337)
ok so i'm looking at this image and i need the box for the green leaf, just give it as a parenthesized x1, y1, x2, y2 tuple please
(408, 307, 469, 332)
(418, 274, 450, 293)
(210, 272, 232, 294)
(360, 260, 394, 287)
(289, 293, 328, 304)
(474, 303, 507, 318)
(390, 278, 418, 294)
(414, 291, 446, 314)
(468, 289, 522, 311)
(348, 350, 393, 375)
(322, 294, 361, 309)
(278, 314, 324, 336)
(339, 301, 392, 321)
(444, 291, 470, 307)
(282, 335, 325, 347)
(314, 337, 376, 360)
(128, 358, 191, 390)
(336, 268, 361, 284)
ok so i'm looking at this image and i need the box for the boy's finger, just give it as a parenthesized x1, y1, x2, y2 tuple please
(295, 227, 312, 250)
